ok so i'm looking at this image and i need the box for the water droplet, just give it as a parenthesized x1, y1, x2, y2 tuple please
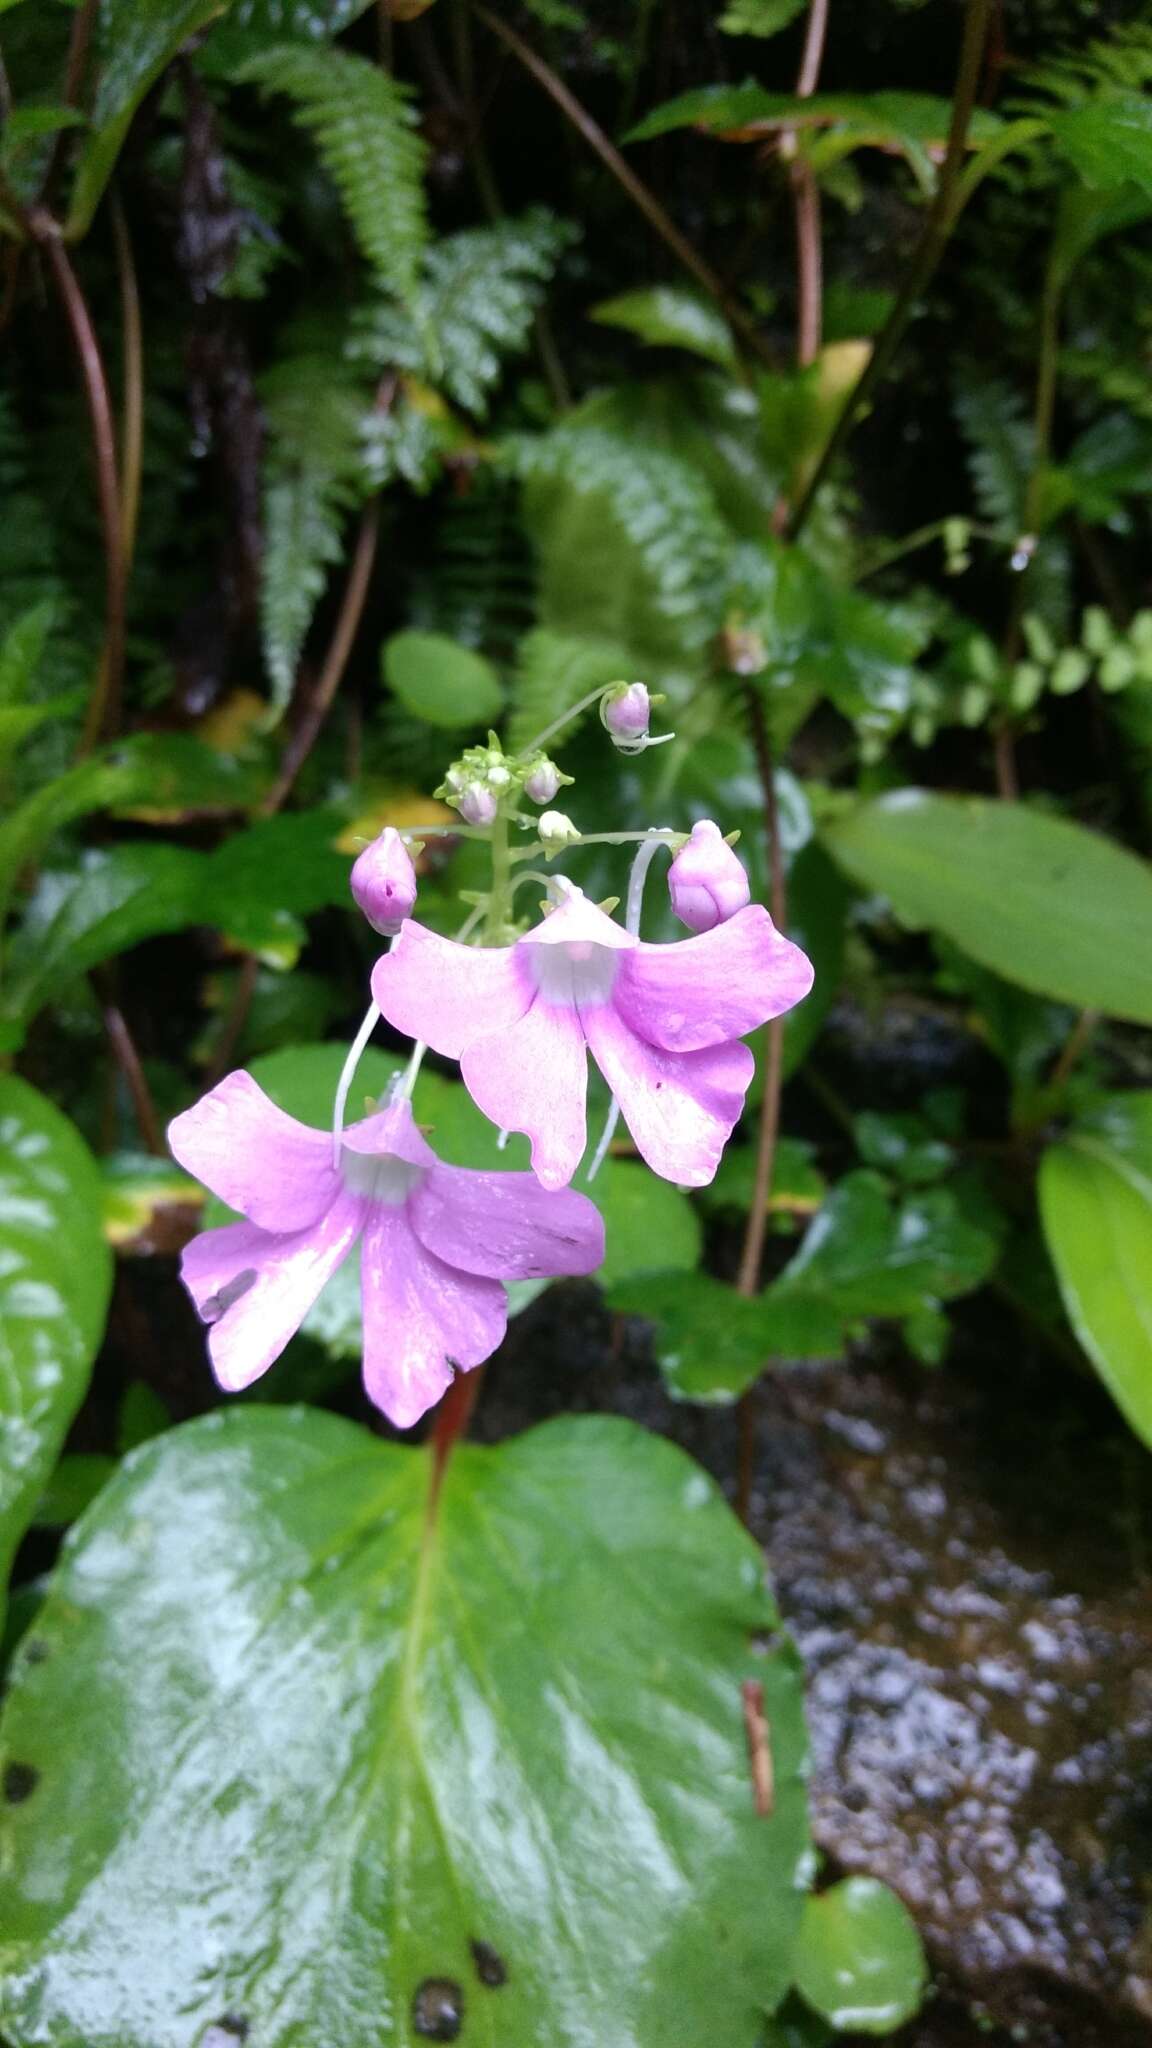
(470, 1939, 508, 1989)
(412, 1978, 464, 2040)
(3, 1760, 40, 1804)
(23, 1639, 49, 1665)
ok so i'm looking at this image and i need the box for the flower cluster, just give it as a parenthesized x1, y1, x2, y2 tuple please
(171, 677, 814, 1430)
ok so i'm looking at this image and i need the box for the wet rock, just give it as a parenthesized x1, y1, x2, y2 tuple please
(748, 1356, 1152, 2048)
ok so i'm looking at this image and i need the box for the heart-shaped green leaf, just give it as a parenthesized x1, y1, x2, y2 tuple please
(0, 1077, 112, 1627)
(793, 1877, 926, 2034)
(1040, 1091, 1152, 1446)
(0, 1408, 810, 2047)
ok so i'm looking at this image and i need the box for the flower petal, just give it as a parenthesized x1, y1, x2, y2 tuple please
(615, 906, 814, 1053)
(411, 1164, 605, 1280)
(371, 922, 532, 1058)
(582, 1003, 754, 1187)
(528, 882, 637, 953)
(340, 1097, 437, 1168)
(180, 1193, 365, 1391)
(460, 999, 588, 1191)
(359, 1208, 507, 1428)
(168, 1070, 336, 1230)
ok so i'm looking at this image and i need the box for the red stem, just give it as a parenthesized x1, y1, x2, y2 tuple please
(428, 1366, 485, 1511)
(36, 226, 124, 749)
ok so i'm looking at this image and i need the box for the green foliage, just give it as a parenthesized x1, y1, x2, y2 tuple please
(507, 626, 635, 753)
(237, 44, 428, 303)
(1040, 1092, 1152, 1446)
(0, 1077, 112, 1631)
(825, 791, 1152, 1023)
(383, 630, 504, 730)
(259, 350, 373, 712)
(0, 1408, 809, 2048)
(718, 0, 807, 34)
(68, 0, 227, 233)
(793, 1879, 927, 2035)
(353, 211, 575, 415)
(591, 287, 738, 371)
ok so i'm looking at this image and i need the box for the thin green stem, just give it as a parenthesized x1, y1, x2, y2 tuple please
(486, 810, 511, 938)
(514, 685, 609, 760)
(787, 0, 997, 539)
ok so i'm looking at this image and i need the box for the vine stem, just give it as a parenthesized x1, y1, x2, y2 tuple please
(96, 982, 164, 1156)
(734, 690, 787, 1526)
(260, 499, 381, 817)
(429, 1366, 485, 1506)
(36, 224, 126, 751)
(472, 4, 771, 369)
(787, 0, 996, 539)
(111, 194, 144, 570)
(790, 0, 829, 369)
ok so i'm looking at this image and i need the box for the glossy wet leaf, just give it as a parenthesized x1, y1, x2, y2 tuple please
(793, 1877, 926, 2033)
(611, 1270, 776, 1403)
(825, 790, 1152, 1022)
(200, 0, 376, 72)
(0, 1078, 112, 1628)
(1039, 1092, 1152, 1447)
(384, 628, 504, 728)
(1046, 96, 1152, 195)
(590, 288, 738, 371)
(68, 0, 230, 234)
(0, 1408, 811, 2048)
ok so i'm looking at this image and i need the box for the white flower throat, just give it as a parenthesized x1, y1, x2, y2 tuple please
(530, 940, 621, 1009)
(340, 1148, 423, 1204)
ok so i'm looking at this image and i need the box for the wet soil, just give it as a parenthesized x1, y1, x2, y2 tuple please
(481, 1287, 1152, 2048)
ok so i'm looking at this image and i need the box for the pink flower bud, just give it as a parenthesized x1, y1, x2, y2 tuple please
(524, 758, 562, 804)
(603, 683, 650, 743)
(350, 827, 418, 936)
(457, 783, 498, 826)
(667, 820, 750, 933)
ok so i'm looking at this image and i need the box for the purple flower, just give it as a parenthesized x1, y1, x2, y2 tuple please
(168, 1071, 604, 1427)
(350, 826, 418, 936)
(603, 682, 651, 746)
(668, 819, 751, 932)
(371, 881, 814, 1191)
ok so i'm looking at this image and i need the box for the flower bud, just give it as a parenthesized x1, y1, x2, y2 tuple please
(350, 827, 418, 936)
(524, 757, 562, 804)
(667, 820, 750, 933)
(537, 809, 581, 852)
(603, 682, 650, 745)
(456, 783, 498, 826)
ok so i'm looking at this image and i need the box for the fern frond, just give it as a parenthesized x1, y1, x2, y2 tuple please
(1015, 23, 1152, 109)
(352, 211, 575, 417)
(953, 378, 1033, 534)
(259, 351, 373, 711)
(508, 628, 635, 754)
(407, 479, 535, 654)
(509, 417, 730, 666)
(238, 45, 428, 305)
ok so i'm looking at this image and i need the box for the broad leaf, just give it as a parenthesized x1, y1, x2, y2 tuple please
(1039, 1092, 1152, 1446)
(611, 1270, 777, 1404)
(590, 287, 738, 371)
(718, 0, 807, 34)
(0, 1408, 811, 2047)
(0, 1078, 112, 1630)
(199, 0, 375, 72)
(1046, 95, 1152, 194)
(68, 0, 230, 235)
(383, 629, 504, 729)
(824, 791, 1152, 1022)
(793, 1878, 926, 2034)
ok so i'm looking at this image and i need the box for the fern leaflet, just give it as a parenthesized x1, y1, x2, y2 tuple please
(238, 45, 428, 305)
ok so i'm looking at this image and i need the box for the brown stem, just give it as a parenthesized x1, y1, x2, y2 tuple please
(261, 500, 381, 817)
(98, 987, 164, 1155)
(734, 689, 787, 1525)
(428, 1365, 485, 1511)
(205, 953, 259, 1088)
(1047, 1008, 1098, 1098)
(42, 0, 99, 205)
(787, 0, 996, 539)
(111, 194, 144, 571)
(472, 4, 770, 368)
(792, 164, 823, 369)
(992, 721, 1018, 800)
(37, 224, 125, 749)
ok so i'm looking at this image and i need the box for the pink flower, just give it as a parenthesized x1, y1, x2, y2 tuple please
(371, 881, 814, 1191)
(668, 819, 751, 932)
(350, 826, 418, 935)
(603, 682, 651, 746)
(169, 1071, 604, 1427)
